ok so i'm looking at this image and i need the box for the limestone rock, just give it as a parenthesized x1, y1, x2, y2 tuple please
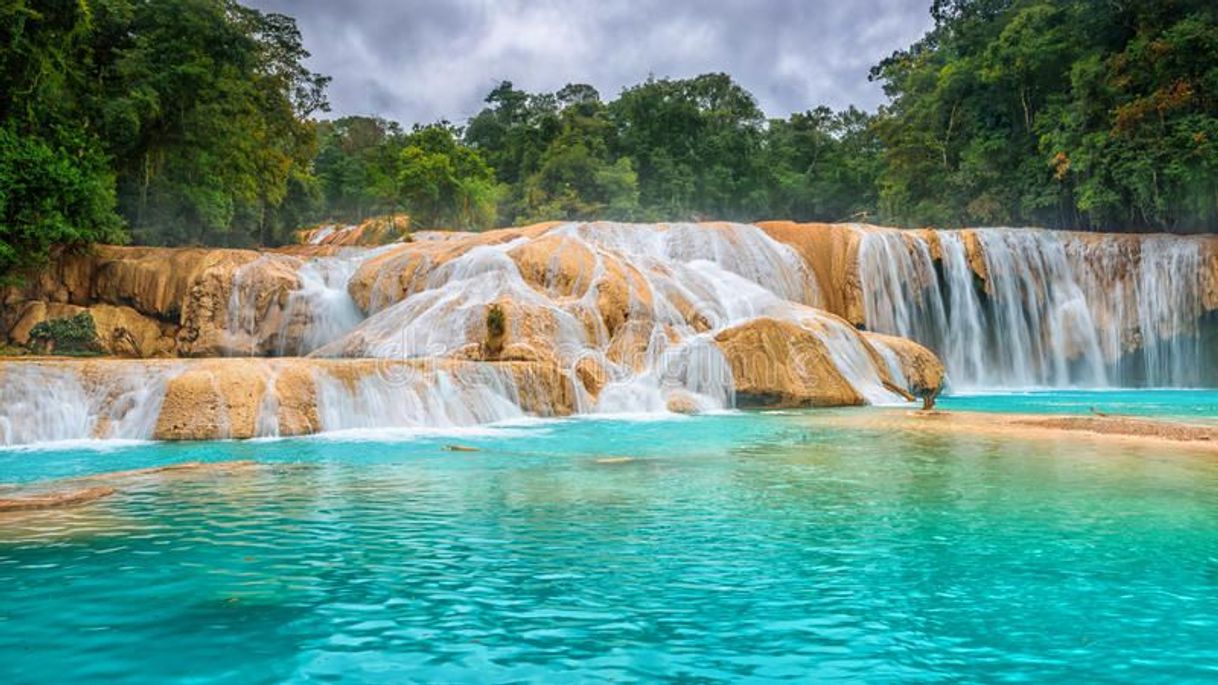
(154, 359, 271, 440)
(714, 317, 865, 408)
(297, 215, 410, 247)
(3, 301, 177, 357)
(862, 332, 946, 401)
(755, 221, 866, 325)
(177, 253, 302, 356)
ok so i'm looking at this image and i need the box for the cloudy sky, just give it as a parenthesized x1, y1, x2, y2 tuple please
(247, 0, 932, 124)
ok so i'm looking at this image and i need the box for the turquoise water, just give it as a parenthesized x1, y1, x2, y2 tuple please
(3, 397, 1218, 683)
(937, 388, 1218, 420)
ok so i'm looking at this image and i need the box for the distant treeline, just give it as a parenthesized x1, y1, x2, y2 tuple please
(2, 0, 1216, 277)
(312, 79, 880, 232)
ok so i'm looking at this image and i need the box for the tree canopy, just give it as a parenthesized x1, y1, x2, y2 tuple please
(871, 0, 1218, 231)
(3, 0, 1218, 279)
(1, 0, 328, 279)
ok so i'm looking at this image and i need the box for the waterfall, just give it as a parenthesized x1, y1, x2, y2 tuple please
(275, 253, 366, 355)
(1137, 238, 1204, 386)
(317, 221, 900, 413)
(313, 363, 528, 431)
(856, 227, 1211, 388)
(937, 232, 987, 384)
(0, 363, 174, 446)
(224, 251, 368, 356)
(857, 229, 948, 350)
(18, 221, 1208, 446)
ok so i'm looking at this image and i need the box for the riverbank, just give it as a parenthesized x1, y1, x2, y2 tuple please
(816, 408, 1218, 454)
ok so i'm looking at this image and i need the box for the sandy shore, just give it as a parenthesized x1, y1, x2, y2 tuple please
(818, 409, 1218, 453)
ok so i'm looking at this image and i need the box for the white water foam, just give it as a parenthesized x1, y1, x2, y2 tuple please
(856, 227, 1211, 388)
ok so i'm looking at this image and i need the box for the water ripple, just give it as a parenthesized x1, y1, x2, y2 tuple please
(2, 412, 1218, 683)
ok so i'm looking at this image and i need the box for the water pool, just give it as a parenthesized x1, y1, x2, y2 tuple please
(2, 400, 1218, 683)
(937, 388, 1218, 420)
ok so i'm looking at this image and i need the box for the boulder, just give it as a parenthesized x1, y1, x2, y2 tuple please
(714, 317, 866, 407)
(755, 221, 865, 324)
(862, 332, 946, 404)
(296, 214, 410, 247)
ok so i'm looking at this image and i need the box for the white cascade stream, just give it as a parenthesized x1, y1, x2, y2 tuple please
(225, 250, 369, 356)
(5, 222, 1211, 447)
(0, 363, 176, 447)
(313, 364, 528, 432)
(314, 221, 898, 413)
(856, 227, 1211, 388)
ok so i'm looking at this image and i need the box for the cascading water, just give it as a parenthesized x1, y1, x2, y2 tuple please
(0, 363, 175, 446)
(1136, 237, 1205, 386)
(313, 364, 529, 432)
(275, 252, 367, 355)
(225, 250, 369, 356)
(856, 226, 1212, 388)
(316, 221, 901, 413)
(978, 230, 1107, 386)
(22, 220, 1208, 447)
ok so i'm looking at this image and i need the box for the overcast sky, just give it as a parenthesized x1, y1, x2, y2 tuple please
(246, 0, 933, 124)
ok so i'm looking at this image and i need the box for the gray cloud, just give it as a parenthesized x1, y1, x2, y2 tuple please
(247, 0, 932, 123)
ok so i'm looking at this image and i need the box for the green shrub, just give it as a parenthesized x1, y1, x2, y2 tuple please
(28, 312, 102, 355)
(486, 304, 506, 339)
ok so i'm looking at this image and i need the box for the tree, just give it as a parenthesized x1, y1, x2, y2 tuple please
(519, 85, 640, 221)
(314, 116, 405, 222)
(871, 0, 1218, 232)
(765, 106, 882, 222)
(95, 0, 328, 246)
(397, 124, 497, 230)
(0, 0, 124, 280)
(609, 73, 769, 220)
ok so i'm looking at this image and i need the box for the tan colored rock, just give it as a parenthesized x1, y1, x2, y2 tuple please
(574, 356, 608, 397)
(665, 390, 700, 414)
(509, 234, 597, 299)
(958, 229, 989, 284)
(714, 317, 865, 407)
(0, 486, 116, 512)
(177, 253, 302, 356)
(755, 221, 866, 324)
(862, 332, 946, 401)
(297, 214, 410, 247)
(3, 301, 177, 357)
(143, 356, 579, 441)
(89, 304, 177, 357)
(154, 359, 271, 440)
(5, 301, 51, 346)
(151, 359, 322, 440)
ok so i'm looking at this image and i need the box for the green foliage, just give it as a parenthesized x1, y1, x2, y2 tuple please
(486, 304, 506, 339)
(457, 74, 862, 226)
(0, 0, 329, 274)
(608, 74, 770, 220)
(314, 116, 405, 222)
(764, 106, 882, 222)
(519, 86, 641, 222)
(6, 0, 1216, 275)
(871, 0, 1218, 231)
(28, 312, 103, 355)
(97, 0, 329, 246)
(0, 1, 125, 280)
(0, 126, 124, 282)
(397, 125, 497, 230)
